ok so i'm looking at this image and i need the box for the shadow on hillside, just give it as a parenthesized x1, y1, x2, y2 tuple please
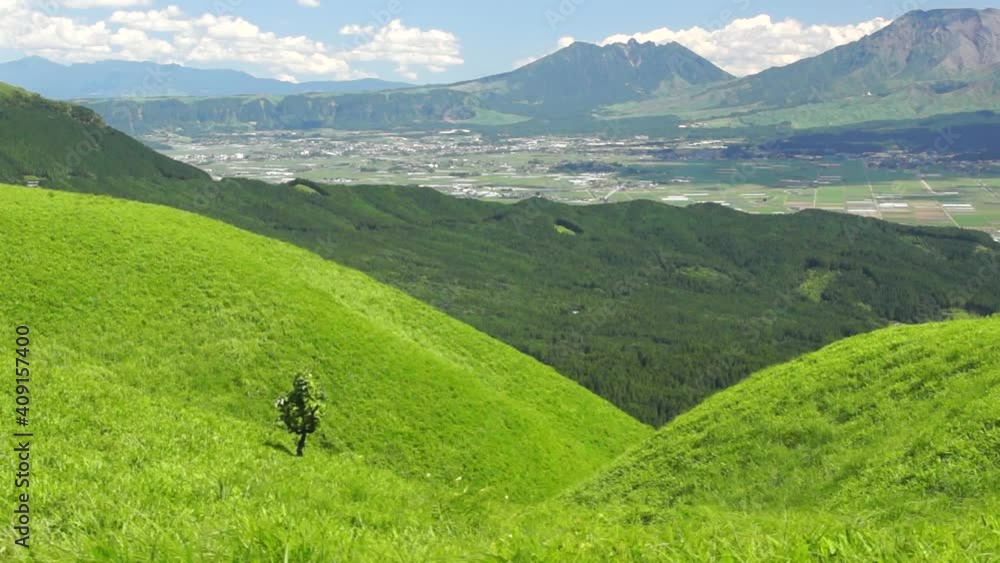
(264, 440, 295, 457)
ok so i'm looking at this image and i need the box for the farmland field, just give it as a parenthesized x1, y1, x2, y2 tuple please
(155, 129, 1000, 240)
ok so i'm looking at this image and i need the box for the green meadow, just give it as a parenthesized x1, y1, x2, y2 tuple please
(0, 185, 648, 560)
(0, 185, 998, 561)
(3, 61, 1000, 560)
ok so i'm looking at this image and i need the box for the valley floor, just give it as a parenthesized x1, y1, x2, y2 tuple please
(155, 129, 1000, 241)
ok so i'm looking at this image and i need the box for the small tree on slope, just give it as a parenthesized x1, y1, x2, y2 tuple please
(275, 373, 326, 457)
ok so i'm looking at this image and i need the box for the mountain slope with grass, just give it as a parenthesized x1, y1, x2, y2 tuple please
(491, 316, 1000, 561)
(83, 177, 1000, 427)
(0, 185, 648, 511)
(1, 194, 993, 560)
(574, 316, 1000, 516)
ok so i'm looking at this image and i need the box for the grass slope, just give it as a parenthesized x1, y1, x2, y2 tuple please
(550, 316, 1000, 559)
(0, 185, 649, 559)
(77, 177, 1000, 427)
(406, 317, 998, 561)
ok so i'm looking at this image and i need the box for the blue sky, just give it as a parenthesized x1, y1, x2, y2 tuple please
(1, 0, 997, 83)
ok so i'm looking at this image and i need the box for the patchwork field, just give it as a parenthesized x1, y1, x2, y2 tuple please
(156, 129, 1000, 239)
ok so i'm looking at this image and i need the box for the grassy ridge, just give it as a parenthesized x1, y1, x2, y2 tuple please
(0, 185, 650, 558)
(574, 317, 1000, 516)
(497, 316, 999, 560)
(455, 317, 1000, 561)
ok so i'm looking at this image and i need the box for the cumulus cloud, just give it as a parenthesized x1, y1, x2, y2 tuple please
(109, 6, 192, 32)
(297, 0, 320, 7)
(340, 19, 462, 81)
(3, 1, 115, 62)
(600, 14, 892, 76)
(0, 2, 462, 81)
(109, 27, 174, 60)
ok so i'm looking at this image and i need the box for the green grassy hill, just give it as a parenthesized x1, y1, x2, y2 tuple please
(1, 184, 997, 560)
(0, 185, 649, 560)
(547, 316, 1000, 559)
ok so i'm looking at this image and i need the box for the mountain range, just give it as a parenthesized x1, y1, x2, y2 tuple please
(721, 8, 1000, 107)
(0, 57, 412, 99)
(605, 7, 1000, 128)
(54, 8, 1000, 135)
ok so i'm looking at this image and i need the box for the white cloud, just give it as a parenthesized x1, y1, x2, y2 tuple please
(197, 14, 263, 40)
(600, 14, 892, 76)
(0, 2, 463, 81)
(339, 24, 375, 36)
(4, 4, 116, 62)
(297, 0, 320, 7)
(109, 6, 191, 32)
(110, 27, 175, 60)
(341, 19, 463, 80)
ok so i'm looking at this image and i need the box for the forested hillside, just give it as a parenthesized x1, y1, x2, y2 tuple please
(0, 85, 207, 185)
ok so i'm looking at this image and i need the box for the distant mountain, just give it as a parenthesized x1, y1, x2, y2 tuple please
(80, 41, 731, 134)
(0, 57, 412, 99)
(69, 11, 1000, 134)
(713, 8, 1000, 108)
(452, 40, 732, 117)
(602, 8, 1000, 128)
